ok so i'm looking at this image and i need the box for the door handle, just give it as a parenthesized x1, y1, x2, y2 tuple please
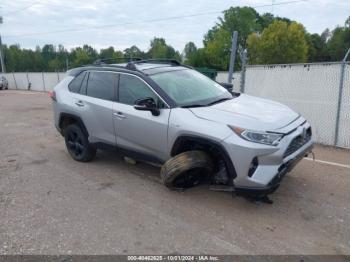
(113, 112, 126, 119)
(75, 101, 84, 107)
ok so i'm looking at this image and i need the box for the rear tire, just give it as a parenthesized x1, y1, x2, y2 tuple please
(64, 124, 96, 162)
(161, 150, 213, 189)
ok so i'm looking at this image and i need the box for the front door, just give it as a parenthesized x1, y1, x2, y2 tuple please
(113, 73, 170, 161)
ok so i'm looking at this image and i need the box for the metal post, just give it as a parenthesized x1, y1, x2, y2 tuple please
(240, 49, 248, 93)
(0, 16, 5, 74)
(42, 72, 46, 91)
(0, 34, 6, 73)
(26, 72, 30, 90)
(334, 47, 350, 145)
(227, 31, 238, 84)
(12, 71, 18, 90)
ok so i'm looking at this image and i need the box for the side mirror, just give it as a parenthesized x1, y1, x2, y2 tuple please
(220, 82, 233, 92)
(134, 97, 160, 116)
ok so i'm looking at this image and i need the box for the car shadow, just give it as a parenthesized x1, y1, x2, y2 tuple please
(88, 149, 300, 210)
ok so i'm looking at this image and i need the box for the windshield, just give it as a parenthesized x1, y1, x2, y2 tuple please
(150, 69, 232, 107)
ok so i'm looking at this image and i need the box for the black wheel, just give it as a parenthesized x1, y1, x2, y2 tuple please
(64, 124, 96, 162)
(161, 150, 213, 190)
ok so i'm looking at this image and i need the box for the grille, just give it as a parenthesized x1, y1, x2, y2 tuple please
(283, 127, 312, 158)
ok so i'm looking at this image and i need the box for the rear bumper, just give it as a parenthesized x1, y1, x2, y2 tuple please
(234, 144, 313, 197)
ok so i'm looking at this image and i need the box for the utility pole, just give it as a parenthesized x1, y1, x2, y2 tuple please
(0, 16, 5, 74)
(227, 31, 238, 84)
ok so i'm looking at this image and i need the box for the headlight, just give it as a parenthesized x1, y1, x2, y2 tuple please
(229, 126, 283, 146)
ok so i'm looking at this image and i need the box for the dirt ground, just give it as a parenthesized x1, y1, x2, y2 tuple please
(0, 90, 349, 255)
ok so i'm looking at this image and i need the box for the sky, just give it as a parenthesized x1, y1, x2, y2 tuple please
(0, 0, 349, 52)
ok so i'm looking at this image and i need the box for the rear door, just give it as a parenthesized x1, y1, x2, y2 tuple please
(73, 71, 118, 145)
(113, 73, 170, 160)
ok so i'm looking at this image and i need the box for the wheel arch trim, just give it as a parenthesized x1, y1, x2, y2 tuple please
(58, 113, 89, 137)
(170, 135, 237, 181)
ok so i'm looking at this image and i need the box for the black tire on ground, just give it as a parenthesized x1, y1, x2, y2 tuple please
(64, 124, 96, 162)
(0, 86, 3, 90)
(161, 150, 213, 189)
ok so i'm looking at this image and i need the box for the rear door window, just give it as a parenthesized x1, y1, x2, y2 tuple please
(86, 71, 117, 101)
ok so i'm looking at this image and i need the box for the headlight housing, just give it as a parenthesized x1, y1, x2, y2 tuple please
(230, 126, 283, 146)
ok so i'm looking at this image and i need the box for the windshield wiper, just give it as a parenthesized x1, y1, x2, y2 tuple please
(181, 104, 206, 108)
(206, 97, 232, 106)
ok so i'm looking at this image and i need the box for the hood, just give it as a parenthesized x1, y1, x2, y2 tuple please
(190, 94, 299, 132)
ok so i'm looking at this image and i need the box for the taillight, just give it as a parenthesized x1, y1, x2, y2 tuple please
(48, 91, 56, 101)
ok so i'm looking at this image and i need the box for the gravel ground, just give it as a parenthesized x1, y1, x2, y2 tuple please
(0, 90, 349, 255)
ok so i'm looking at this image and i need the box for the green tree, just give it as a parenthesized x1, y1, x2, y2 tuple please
(82, 45, 98, 61)
(33, 51, 45, 71)
(202, 7, 292, 70)
(147, 37, 181, 60)
(124, 45, 145, 59)
(204, 7, 261, 49)
(247, 21, 308, 64)
(182, 43, 208, 67)
(186, 48, 208, 67)
(204, 28, 232, 70)
(42, 44, 56, 62)
(258, 13, 292, 29)
(183, 42, 197, 62)
(306, 33, 330, 62)
(70, 47, 92, 67)
(3, 45, 17, 72)
(327, 18, 350, 60)
(100, 46, 115, 59)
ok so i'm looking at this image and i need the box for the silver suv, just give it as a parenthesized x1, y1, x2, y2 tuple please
(51, 59, 313, 199)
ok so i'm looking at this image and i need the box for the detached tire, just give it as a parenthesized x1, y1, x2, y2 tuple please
(161, 150, 213, 189)
(64, 124, 96, 162)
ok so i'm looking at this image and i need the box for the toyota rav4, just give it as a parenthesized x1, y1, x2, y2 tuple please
(51, 59, 313, 199)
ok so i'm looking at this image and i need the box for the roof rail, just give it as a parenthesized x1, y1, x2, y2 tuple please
(131, 59, 182, 66)
(87, 58, 191, 72)
(93, 57, 142, 65)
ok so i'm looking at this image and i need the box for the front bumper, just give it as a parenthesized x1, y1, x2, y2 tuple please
(223, 120, 314, 195)
(235, 145, 312, 196)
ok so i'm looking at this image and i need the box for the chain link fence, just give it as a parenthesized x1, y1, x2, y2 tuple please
(217, 62, 350, 149)
(3, 72, 66, 91)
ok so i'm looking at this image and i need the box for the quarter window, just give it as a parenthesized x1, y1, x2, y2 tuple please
(86, 72, 116, 101)
(68, 72, 86, 93)
(118, 74, 165, 108)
